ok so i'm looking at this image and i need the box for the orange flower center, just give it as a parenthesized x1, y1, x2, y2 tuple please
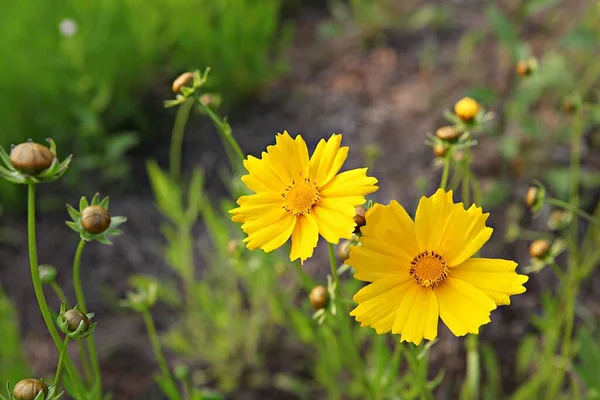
(410, 251, 449, 288)
(283, 179, 320, 216)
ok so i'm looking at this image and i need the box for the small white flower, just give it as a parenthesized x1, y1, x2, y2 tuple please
(59, 18, 78, 37)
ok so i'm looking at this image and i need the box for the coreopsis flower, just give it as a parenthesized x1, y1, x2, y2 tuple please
(348, 189, 528, 344)
(230, 132, 378, 263)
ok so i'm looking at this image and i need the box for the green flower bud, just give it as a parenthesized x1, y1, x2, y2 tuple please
(57, 303, 97, 339)
(38, 265, 57, 286)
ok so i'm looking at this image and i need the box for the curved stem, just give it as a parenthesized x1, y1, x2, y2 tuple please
(545, 198, 600, 226)
(142, 310, 179, 393)
(27, 184, 86, 397)
(169, 98, 194, 182)
(73, 239, 102, 396)
(54, 336, 71, 390)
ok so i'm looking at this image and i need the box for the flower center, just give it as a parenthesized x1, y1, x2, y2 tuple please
(283, 178, 320, 216)
(409, 251, 449, 288)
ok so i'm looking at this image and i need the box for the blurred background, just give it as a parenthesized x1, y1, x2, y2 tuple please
(1, 0, 600, 399)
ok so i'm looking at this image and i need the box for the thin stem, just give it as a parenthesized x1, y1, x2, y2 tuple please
(51, 282, 93, 383)
(54, 336, 71, 390)
(27, 184, 86, 397)
(169, 98, 194, 182)
(292, 261, 317, 292)
(142, 310, 177, 388)
(440, 152, 451, 190)
(328, 243, 342, 299)
(73, 239, 102, 396)
(545, 198, 600, 226)
(464, 334, 480, 400)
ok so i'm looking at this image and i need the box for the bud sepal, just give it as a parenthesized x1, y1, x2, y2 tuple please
(3, 378, 62, 400)
(66, 193, 126, 245)
(56, 303, 97, 340)
(0, 139, 72, 185)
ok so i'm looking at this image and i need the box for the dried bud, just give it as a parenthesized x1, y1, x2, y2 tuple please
(525, 187, 538, 207)
(354, 206, 366, 233)
(10, 142, 55, 174)
(61, 309, 90, 332)
(435, 126, 462, 141)
(433, 144, 447, 157)
(39, 264, 57, 285)
(454, 97, 480, 121)
(309, 285, 328, 310)
(12, 379, 48, 400)
(338, 240, 351, 261)
(172, 72, 194, 93)
(529, 239, 551, 259)
(81, 205, 111, 234)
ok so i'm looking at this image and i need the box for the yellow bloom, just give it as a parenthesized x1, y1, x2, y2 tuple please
(348, 189, 528, 345)
(454, 97, 480, 121)
(230, 131, 378, 263)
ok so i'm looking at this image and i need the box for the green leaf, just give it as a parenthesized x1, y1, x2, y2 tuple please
(66, 204, 80, 221)
(146, 160, 185, 224)
(79, 196, 89, 211)
(485, 4, 525, 60)
(575, 329, 600, 393)
(516, 335, 539, 378)
(95, 235, 113, 246)
(154, 374, 180, 400)
(91, 193, 100, 206)
(100, 196, 110, 210)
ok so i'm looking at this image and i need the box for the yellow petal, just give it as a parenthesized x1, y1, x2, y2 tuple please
(309, 134, 347, 186)
(272, 131, 309, 182)
(229, 193, 283, 223)
(391, 286, 439, 345)
(290, 213, 319, 263)
(438, 204, 493, 266)
(242, 155, 286, 192)
(435, 277, 496, 336)
(244, 214, 296, 252)
(311, 198, 355, 244)
(414, 189, 461, 252)
(451, 258, 529, 305)
(348, 244, 410, 282)
(350, 275, 413, 334)
(319, 168, 378, 203)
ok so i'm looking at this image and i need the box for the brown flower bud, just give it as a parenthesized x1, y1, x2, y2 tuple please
(525, 187, 538, 207)
(227, 239, 239, 255)
(516, 60, 529, 77)
(172, 72, 194, 93)
(338, 240, 351, 261)
(81, 205, 111, 234)
(529, 239, 551, 259)
(354, 206, 366, 233)
(12, 379, 48, 400)
(309, 285, 328, 310)
(10, 142, 55, 174)
(62, 309, 90, 332)
(454, 97, 480, 121)
(435, 126, 462, 141)
(433, 144, 447, 157)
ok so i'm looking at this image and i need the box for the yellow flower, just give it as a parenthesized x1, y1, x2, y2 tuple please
(230, 131, 378, 263)
(454, 97, 480, 121)
(348, 189, 528, 345)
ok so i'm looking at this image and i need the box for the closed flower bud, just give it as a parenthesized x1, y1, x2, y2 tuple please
(454, 97, 480, 121)
(433, 144, 447, 157)
(516, 58, 537, 77)
(62, 309, 90, 332)
(435, 126, 462, 141)
(548, 210, 572, 231)
(172, 72, 194, 93)
(354, 206, 366, 233)
(529, 239, 551, 259)
(338, 240, 351, 261)
(309, 285, 328, 310)
(525, 186, 538, 207)
(39, 265, 57, 285)
(10, 142, 55, 174)
(81, 205, 111, 234)
(12, 379, 48, 400)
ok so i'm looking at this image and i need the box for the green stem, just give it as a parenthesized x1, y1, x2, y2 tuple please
(328, 243, 342, 299)
(169, 98, 194, 182)
(73, 239, 102, 396)
(545, 198, 600, 226)
(51, 282, 93, 383)
(465, 334, 480, 400)
(27, 184, 86, 397)
(54, 336, 71, 390)
(142, 310, 178, 390)
(440, 152, 451, 190)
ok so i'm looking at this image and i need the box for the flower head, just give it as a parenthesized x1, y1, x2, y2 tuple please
(230, 132, 378, 263)
(348, 189, 528, 344)
(66, 193, 126, 245)
(0, 139, 72, 185)
(454, 97, 480, 121)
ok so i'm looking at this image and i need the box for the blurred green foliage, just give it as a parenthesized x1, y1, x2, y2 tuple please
(0, 287, 30, 385)
(0, 0, 290, 211)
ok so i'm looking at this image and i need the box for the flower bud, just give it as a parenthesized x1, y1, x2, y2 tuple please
(454, 97, 480, 121)
(354, 206, 366, 233)
(61, 309, 91, 332)
(516, 58, 537, 77)
(172, 72, 194, 93)
(12, 379, 48, 400)
(525, 186, 538, 207)
(309, 285, 328, 310)
(529, 239, 551, 259)
(338, 240, 351, 261)
(81, 205, 111, 234)
(39, 265, 57, 285)
(433, 144, 447, 157)
(10, 142, 55, 174)
(548, 210, 572, 231)
(435, 126, 462, 141)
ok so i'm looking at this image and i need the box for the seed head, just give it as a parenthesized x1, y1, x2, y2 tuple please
(309, 285, 328, 310)
(172, 72, 194, 93)
(12, 379, 48, 400)
(81, 205, 111, 234)
(62, 309, 90, 332)
(433, 144, 447, 157)
(529, 239, 551, 259)
(10, 142, 55, 174)
(454, 97, 480, 121)
(338, 240, 351, 261)
(354, 206, 366, 233)
(435, 126, 462, 141)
